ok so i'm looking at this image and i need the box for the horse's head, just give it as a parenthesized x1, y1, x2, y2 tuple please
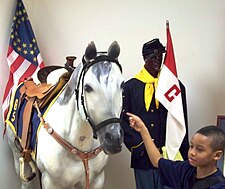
(77, 41, 124, 155)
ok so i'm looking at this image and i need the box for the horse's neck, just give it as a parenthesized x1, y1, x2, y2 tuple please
(48, 94, 100, 152)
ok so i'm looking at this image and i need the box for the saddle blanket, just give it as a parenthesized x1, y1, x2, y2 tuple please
(5, 82, 63, 158)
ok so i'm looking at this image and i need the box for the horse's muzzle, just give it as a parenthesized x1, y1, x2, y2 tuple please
(97, 124, 124, 155)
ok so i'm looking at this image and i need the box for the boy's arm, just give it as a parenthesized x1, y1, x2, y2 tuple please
(126, 112, 162, 168)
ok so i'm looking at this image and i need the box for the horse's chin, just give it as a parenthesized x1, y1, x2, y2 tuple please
(102, 145, 122, 155)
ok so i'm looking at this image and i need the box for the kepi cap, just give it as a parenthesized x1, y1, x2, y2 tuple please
(142, 38, 166, 57)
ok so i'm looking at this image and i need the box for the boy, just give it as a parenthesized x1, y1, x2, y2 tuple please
(127, 112, 225, 189)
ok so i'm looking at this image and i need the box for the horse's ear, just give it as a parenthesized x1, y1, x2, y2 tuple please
(108, 41, 120, 59)
(84, 41, 97, 61)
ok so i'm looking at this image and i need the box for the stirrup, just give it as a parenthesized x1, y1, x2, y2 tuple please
(19, 151, 36, 182)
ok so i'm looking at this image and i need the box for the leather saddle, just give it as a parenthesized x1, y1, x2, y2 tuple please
(13, 56, 76, 182)
(19, 71, 71, 152)
(18, 56, 76, 160)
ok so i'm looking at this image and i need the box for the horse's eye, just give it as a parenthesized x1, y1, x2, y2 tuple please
(84, 84, 93, 92)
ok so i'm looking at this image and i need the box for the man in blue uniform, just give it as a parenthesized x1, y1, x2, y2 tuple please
(121, 38, 189, 189)
(127, 113, 225, 189)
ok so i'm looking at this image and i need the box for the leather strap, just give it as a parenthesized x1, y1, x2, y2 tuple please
(21, 97, 35, 149)
(42, 121, 102, 157)
(34, 101, 102, 189)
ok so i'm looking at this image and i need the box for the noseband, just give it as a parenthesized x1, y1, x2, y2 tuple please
(75, 54, 122, 139)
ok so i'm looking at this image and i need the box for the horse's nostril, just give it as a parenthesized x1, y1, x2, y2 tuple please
(120, 129, 124, 136)
(105, 131, 122, 145)
(105, 133, 113, 143)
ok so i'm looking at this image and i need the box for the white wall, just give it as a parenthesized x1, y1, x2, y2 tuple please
(1, 0, 225, 188)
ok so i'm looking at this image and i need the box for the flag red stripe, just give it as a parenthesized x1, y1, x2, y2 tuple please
(10, 55, 25, 73)
(39, 62, 45, 68)
(2, 73, 13, 102)
(7, 46, 13, 56)
(2, 73, 14, 119)
(164, 27, 178, 77)
(18, 63, 37, 83)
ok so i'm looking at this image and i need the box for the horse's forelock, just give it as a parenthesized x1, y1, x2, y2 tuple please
(91, 61, 112, 85)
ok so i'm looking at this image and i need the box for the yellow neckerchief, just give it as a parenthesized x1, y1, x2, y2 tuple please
(134, 67, 159, 111)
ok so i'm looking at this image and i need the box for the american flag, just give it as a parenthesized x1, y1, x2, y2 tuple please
(2, 0, 45, 121)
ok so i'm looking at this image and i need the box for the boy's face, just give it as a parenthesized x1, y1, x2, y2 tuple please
(188, 133, 220, 168)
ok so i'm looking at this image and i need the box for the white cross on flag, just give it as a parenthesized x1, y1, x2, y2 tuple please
(155, 21, 186, 160)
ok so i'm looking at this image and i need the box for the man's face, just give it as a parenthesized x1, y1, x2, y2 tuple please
(144, 53, 163, 74)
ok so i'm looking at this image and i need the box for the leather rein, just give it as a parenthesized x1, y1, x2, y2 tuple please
(34, 101, 102, 189)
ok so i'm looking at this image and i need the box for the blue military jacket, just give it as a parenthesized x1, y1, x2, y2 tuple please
(121, 78, 189, 169)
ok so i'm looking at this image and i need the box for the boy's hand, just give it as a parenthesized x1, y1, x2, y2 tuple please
(126, 112, 147, 133)
(126, 112, 161, 168)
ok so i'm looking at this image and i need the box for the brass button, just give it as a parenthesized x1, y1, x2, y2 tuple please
(150, 123, 154, 127)
(150, 109, 154, 112)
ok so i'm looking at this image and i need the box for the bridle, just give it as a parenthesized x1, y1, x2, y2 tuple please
(75, 54, 123, 139)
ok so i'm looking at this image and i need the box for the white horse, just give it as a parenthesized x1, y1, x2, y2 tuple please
(5, 41, 124, 189)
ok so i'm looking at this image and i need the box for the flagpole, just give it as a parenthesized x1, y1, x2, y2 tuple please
(166, 20, 169, 29)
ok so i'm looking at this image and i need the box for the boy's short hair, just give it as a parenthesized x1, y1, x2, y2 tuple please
(196, 125, 225, 152)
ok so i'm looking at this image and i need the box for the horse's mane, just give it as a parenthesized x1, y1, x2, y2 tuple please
(57, 64, 82, 105)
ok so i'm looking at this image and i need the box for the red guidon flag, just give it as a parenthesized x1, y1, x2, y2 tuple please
(155, 21, 186, 160)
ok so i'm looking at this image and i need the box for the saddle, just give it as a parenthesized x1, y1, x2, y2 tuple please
(10, 71, 71, 182)
(13, 56, 76, 182)
(19, 56, 76, 154)
(19, 72, 70, 153)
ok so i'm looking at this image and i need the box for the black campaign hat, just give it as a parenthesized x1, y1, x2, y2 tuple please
(142, 38, 166, 57)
